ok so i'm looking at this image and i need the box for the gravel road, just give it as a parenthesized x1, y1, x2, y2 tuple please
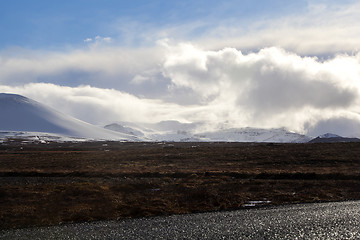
(1, 201, 359, 239)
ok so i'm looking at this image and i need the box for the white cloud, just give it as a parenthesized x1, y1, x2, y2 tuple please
(83, 36, 113, 47)
(0, 45, 165, 91)
(105, 2, 360, 56)
(0, 83, 189, 125)
(307, 115, 360, 138)
(189, 2, 360, 56)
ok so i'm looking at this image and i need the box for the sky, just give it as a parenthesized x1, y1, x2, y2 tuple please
(1, 0, 360, 137)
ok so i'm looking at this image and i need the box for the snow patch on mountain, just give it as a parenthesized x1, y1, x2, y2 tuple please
(104, 123, 144, 137)
(319, 133, 341, 138)
(0, 131, 90, 143)
(194, 128, 311, 143)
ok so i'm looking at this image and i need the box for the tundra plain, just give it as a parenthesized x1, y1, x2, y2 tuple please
(0, 140, 359, 229)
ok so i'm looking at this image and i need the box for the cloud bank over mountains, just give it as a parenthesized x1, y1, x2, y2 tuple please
(1, 43, 360, 137)
(1, 1, 360, 137)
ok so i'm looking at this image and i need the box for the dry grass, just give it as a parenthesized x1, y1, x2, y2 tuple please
(0, 141, 359, 229)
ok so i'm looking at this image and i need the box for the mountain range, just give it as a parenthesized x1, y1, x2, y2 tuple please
(1, 93, 359, 143)
(104, 122, 312, 143)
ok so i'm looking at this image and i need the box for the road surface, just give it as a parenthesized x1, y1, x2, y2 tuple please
(1, 201, 359, 239)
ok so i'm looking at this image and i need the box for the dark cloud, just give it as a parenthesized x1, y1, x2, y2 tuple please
(243, 66, 357, 116)
(307, 117, 360, 137)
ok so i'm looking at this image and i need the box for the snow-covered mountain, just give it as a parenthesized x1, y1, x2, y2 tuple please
(105, 122, 312, 143)
(104, 121, 200, 141)
(0, 93, 314, 143)
(0, 93, 141, 141)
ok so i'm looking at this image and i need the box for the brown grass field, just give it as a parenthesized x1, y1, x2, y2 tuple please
(0, 140, 359, 229)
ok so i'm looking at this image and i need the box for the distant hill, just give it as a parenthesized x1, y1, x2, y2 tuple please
(308, 133, 360, 143)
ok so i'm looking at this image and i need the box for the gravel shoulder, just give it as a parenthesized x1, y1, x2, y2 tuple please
(1, 201, 359, 240)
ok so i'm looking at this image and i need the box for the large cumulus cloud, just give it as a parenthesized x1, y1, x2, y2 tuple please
(162, 43, 360, 134)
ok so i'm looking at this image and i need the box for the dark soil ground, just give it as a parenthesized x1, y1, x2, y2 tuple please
(0, 140, 359, 229)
